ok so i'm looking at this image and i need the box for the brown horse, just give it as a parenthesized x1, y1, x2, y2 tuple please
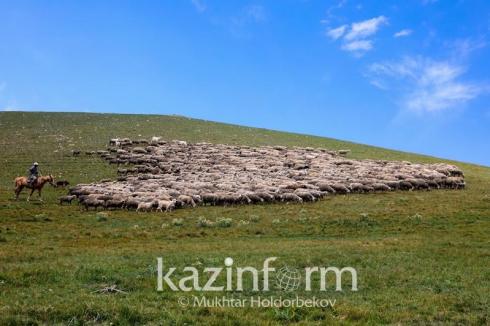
(14, 175, 55, 201)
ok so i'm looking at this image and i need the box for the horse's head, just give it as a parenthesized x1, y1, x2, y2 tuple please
(47, 174, 55, 187)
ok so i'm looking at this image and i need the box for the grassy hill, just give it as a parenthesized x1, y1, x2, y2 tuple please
(0, 111, 488, 325)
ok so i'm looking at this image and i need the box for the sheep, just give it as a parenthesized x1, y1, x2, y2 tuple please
(132, 147, 147, 154)
(177, 195, 196, 207)
(201, 193, 218, 206)
(244, 193, 264, 204)
(151, 136, 162, 144)
(109, 138, 120, 146)
(124, 198, 141, 210)
(294, 190, 316, 202)
(70, 139, 465, 211)
(360, 185, 374, 193)
(444, 177, 465, 189)
(407, 179, 429, 190)
(82, 198, 104, 210)
(55, 180, 70, 188)
(59, 195, 76, 205)
(104, 198, 126, 210)
(427, 180, 440, 189)
(136, 200, 156, 212)
(371, 183, 392, 192)
(317, 183, 336, 193)
(331, 184, 350, 194)
(349, 183, 364, 193)
(156, 199, 176, 212)
(117, 168, 128, 175)
(399, 181, 414, 191)
(385, 181, 400, 190)
(281, 193, 303, 203)
(191, 194, 202, 205)
(255, 192, 275, 203)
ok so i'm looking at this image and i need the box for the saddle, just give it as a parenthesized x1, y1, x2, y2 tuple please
(28, 176, 38, 187)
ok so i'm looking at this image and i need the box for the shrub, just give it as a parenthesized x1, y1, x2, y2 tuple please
(249, 215, 261, 223)
(299, 217, 309, 223)
(95, 212, 108, 222)
(359, 213, 369, 222)
(172, 218, 184, 227)
(216, 217, 233, 228)
(197, 217, 214, 228)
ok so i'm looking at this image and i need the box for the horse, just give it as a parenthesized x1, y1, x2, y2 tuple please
(14, 175, 55, 201)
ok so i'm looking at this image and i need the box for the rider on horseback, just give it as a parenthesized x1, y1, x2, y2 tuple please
(28, 162, 40, 186)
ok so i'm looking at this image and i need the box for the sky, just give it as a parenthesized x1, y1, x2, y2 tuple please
(1, 0, 489, 166)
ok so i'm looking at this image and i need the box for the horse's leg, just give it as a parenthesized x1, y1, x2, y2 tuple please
(15, 186, 22, 200)
(27, 188, 34, 202)
(38, 188, 43, 202)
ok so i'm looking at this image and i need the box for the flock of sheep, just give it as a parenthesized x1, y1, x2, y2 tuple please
(66, 138, 465, 211)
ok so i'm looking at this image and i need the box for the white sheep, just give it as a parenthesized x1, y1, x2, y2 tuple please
(136, 201, 155, 212)
(156, 199, 176, 212)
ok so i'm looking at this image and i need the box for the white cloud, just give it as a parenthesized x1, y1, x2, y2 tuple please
(368, 57, 487, 113)
(228, 5, 267, 38)
(326, 16, 388, 54)
(406, 83, 480, 112)
(326, 25, 347, 40)
(394, 29, 412, 38)
(245, 5, 266, 22)
(448, 38, 487, 57)
(342, 40, 373, 52)
(231, 4, 266, 26)
(322, 0, 347, 25)
(344, 16, 387, 41)
(191, 0, 206, 13)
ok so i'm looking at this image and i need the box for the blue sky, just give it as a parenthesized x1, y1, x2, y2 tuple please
(1, 1, 489, 166)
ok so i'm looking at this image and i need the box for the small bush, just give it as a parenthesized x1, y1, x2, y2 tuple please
(216, 217, 233, 228)
(172, 218, 184, 227)
(197, 217, 215, 228)
(249, 215, 261, 223)
(239, 219, 250, 226)
(272, 219, 281, 224)
(299, 217, 309, 223)
(95, 212, 108, 222)
(410, 213, 423, 219)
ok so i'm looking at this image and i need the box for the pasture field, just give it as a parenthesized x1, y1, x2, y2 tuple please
(0, 111, 489, 325)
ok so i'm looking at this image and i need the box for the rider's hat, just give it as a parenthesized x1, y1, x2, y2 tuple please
(33, 162, 39, 166)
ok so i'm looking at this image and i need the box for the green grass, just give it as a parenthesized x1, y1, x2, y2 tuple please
(0, 111, 489, 325)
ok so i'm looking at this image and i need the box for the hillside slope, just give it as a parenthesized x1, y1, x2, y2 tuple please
(0, 111, 488, 325)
